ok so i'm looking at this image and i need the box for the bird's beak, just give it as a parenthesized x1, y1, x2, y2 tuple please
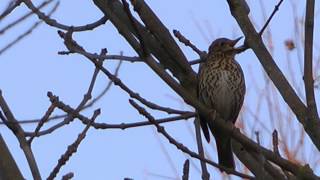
(229, 36, 243, 47)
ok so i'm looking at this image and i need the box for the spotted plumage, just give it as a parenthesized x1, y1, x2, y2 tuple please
(198, 37, 245, 170)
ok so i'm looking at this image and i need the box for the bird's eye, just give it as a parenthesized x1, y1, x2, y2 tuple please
(220, 42, 225, 46)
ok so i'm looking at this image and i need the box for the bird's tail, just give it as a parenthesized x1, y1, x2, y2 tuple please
(199, 115, 210, 142)
(214, 135, 235, 170)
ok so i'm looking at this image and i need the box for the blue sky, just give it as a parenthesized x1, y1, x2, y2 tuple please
(0, 0, 319, 179)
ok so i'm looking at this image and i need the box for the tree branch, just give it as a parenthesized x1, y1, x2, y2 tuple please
(226, 0, 320, 151)
(22, 0, 108, 31)
(29, 92, 195, 134)
(61, 5, 319, 178)
(0, 0, 22, 21)
(182, 159, 190, 180)
(304, 0, 319, 130)
(0, 1, 59, 55)
(47, 109, 100, 180)
(0, 91, 41, 180)
(194, 118, 210, 180)
(0, 134, 24, 180)
(259, 0, 284, 36)
(129, 99, 253, 179)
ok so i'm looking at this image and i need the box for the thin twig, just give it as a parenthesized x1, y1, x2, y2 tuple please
(259, 0, 284, 36)
(254, 131, 267, 177)
(194, 118, 210, 180)
(81, 59, 121, 108)
(61, 172, 74, 180)
(272, 130, 280, 156)
(0, 0, 53, 35)
(47, 109, 100, 180)
(59, 50, 204, 66)
(32, 47, 104, 137)
(235, 0, 284, 53)
(12, 60, 122, 125)
(272, 130, 293, 179)
(28, 104, 56, 144)
(58, 30, 189, 115)
(0, 0, 22, 21)
(59, 51, 142, 62)
(26, 93, 195, 136)
(182, 159, 190, 180)
(0, 1, 59, 55)
(189, 59, 203, 65)
(22, 0, 108, 31)
(173, 30, 206, 58)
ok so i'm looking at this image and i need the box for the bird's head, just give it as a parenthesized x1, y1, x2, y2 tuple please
(208, 37, 242, 55)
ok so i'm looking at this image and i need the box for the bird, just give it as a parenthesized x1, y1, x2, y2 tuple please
(197, 37, 246, 170)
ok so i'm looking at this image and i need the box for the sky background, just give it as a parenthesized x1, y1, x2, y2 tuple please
(0, 0, 319, 179)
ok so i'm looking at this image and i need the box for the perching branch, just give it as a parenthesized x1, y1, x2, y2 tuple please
(129, 99, 254, 179)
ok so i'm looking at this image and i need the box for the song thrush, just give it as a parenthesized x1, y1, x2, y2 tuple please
(198, 37, 245, 170)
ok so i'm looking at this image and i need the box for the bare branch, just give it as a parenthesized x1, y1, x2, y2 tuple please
(12, 59, 123, 125)
(0, 0, 22, 21)
(194, 118, 210, 180)
(232, 141, 275, 180)
(226, 0, 320, 151)
(47, 109, 100, 180)
(0, 91, 41, 180)
(235, 0, 284, 53)
(58, 49, 203, 66)
(182, 159, 190, 180)
(58, 30, 190, 115)
(173, 30, 206, 58)
(28, 104, 56, 144)
(21, 0, 108, 31)
(0, 1, 59, 55)
(59, 51, 143, 63)
(272, 130, 280, 156)
(130, 0, 192, 73)
(0, 0, 53, 35)
(122, 0, 149, 57)
(30, 92, 195, 134)
(57, 22, 319, 179)
(304, 0, 319, 123)
(93, 0, 198, 96)
(61, 172, 74, 180)
(259, 0, 284, 36)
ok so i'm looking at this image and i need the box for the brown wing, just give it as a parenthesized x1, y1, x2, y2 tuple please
(197, 63, 211, 142)
(228, 61, 245, 123)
